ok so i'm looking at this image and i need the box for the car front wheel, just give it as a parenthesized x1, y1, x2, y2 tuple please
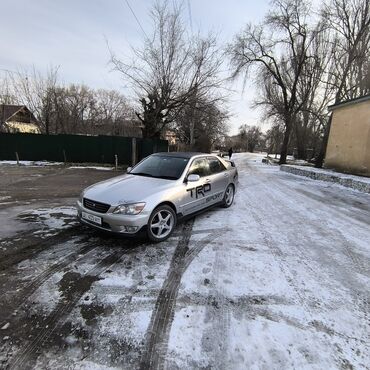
(222, 184, 234, 208)
(147, 205, 176, 242)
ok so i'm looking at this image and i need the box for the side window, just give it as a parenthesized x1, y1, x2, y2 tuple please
(188, 158, 209, 177)
(208, 157, 226, 174)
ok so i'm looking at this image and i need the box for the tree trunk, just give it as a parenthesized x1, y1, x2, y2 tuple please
(295, 126, 306, 159)
(315, 113, 333, 168)
(279, 122, 292, 164)
(296, 142, 306, 160)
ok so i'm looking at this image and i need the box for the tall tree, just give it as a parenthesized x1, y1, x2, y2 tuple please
(9, 67, 59, 134)
(239, 124, 263, 152)
(229, 0, 316, 164)
(111, 0, 224, 138)
(174, 97, 229, 152)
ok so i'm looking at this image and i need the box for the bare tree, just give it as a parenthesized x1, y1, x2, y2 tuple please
(3, 67, 137, 136)
(174, 97, 229, 152)
(239, 124, 263, 152)
(265, 123, 285, 157)
(9, 66, 59, 134)
(229, 0, 318, 164)
(111, 0, 225, 138)
(292, 24, 336, 160)
(0, 74, 18, 105)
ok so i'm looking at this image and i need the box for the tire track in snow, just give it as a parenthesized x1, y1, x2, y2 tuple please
(7, 245, 140, 370)
(0, 242, 99, 330)
(140, 220, 194, 370)
(252, 169, 370, 346)
(236, 158, 329, 325)
(236, 155, 370, 351)
(140, 220, 228, 370)
(202, 228, 232, 369)
(0, 226, 81, 272)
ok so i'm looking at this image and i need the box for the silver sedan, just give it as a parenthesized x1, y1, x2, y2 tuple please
(76, 152, 238, 242)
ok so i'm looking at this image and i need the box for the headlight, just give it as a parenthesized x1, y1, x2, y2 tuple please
(113, 202, 146, 215)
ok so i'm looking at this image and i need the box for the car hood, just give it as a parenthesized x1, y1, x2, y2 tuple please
(83, 173, 176, 205)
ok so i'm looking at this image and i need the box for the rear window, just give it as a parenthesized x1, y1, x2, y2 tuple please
(130, 155, 189, 180)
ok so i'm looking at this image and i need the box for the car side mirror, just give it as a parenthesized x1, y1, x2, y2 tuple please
(187, 174, 200, 182)
(127, 167, 132, 173)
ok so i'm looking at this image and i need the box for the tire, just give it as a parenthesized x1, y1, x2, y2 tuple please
(222, 184, 235, 208)
(147, 205, 177, 242)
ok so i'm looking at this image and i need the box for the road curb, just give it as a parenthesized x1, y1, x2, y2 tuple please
(280, 165, 370, 194)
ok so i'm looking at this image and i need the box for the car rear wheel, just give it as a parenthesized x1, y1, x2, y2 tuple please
(222, 184, 234, 208)
(147, 205, 176, 242)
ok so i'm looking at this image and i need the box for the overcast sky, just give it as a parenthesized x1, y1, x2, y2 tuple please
(0, 0, 270, 134)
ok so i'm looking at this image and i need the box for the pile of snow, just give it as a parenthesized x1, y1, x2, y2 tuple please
(281, 164, 370, 193)
(0, 160, 63, 166)
(68, 166, 114, 171)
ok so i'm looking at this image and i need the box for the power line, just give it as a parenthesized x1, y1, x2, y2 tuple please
(123, 0, 149, 39)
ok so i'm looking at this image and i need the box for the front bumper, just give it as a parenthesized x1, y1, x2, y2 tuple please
(76, 200, 150, 235)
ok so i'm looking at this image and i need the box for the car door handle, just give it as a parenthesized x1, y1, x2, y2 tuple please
(223, 173, 229, 177)
(205, 178, 211, 183)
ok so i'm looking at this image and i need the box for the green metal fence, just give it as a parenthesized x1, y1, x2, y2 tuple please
(0, 133, 168, 165)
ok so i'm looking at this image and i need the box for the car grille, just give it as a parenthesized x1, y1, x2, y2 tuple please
(83, 198, 111, 214)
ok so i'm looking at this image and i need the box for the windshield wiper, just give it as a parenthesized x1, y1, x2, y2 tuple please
(131, 172, 154, 177)
(157, 175, 178, 180)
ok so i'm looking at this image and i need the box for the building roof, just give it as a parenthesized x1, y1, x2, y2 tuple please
(328, 94, 370, 111)
(0, 104, 26, 122)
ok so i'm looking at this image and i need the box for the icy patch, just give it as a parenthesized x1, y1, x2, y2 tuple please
(30, 272, 63, 314)
(18, 206, 77, 231)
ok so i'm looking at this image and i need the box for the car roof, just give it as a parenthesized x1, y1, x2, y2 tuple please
(152, 152, 210, 159)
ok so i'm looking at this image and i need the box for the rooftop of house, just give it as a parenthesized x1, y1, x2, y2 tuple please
(0, 105, 25, 121)
(328, 93, 370, 111)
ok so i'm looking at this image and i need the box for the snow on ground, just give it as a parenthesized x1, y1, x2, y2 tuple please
(166, 152, 370, 369)
(281, 164, 370, 193)
(0, 161, 114, 170)
(18, 206, 77, 231)
(68, 166, 114, 171)
(1, 152, 369, 369)
(0, 160, 63, 166)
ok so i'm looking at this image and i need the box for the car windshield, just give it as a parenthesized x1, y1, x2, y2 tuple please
(130, 155, 190, 180)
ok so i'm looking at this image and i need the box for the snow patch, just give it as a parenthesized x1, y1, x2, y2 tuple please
(281, 164, 370, 193)
(68, 166, 114, 171)
(0, 160, 63, 166)
(19, 206, 77, 230)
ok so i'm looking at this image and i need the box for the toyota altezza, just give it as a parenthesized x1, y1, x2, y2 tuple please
(76, 152, 238, 242)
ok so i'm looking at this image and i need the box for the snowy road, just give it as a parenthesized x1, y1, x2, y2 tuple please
(0, 153, 369, 369)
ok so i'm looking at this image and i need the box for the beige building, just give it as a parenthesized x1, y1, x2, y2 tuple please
(326, 95, 370, 176)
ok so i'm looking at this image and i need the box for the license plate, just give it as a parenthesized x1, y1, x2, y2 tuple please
(82, 211, 102, 225)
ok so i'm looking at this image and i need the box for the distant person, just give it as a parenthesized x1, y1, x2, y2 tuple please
(228, 147, 233, 160)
